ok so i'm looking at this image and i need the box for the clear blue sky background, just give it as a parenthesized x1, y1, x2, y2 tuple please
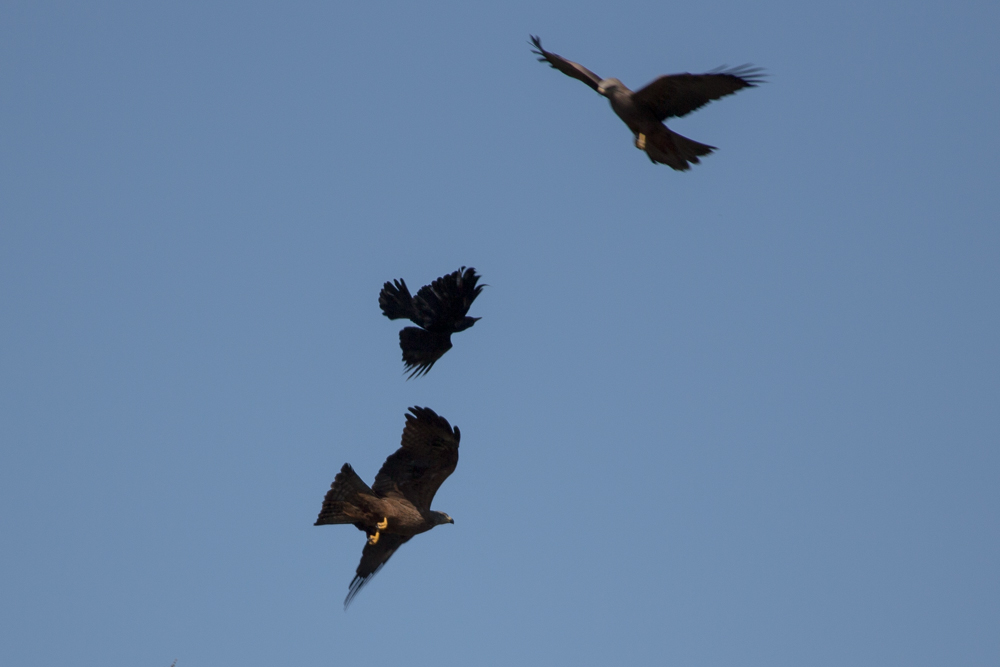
(2, 1, 998, 665)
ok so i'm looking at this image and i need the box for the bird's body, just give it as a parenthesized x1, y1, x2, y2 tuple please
(315, 407, 461, 608)
(599, 79, 643, 133)
(320, 468, 442, 536)
(530, 36, 763, 170)
(379, 267, 484, 378)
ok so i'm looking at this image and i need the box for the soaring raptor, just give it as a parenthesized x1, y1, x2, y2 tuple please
(379, 267, 484, 378)
(315, 407, 461, 608)
(530, 35, 763, 170)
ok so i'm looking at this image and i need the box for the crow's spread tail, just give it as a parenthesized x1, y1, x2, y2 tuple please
(379, 279, 417, 321)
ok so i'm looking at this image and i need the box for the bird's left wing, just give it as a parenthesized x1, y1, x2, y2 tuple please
(398, 327, 452, 380)
(632, 65, 764, 120)
(372, 407, 460, 512)
(530, 35, 602, 92)
(344, 534, 411, 608)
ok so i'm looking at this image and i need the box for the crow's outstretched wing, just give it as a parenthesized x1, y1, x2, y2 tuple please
(344, 533, 411, 608)
(633, 65, 764, 120)
(530, 35, 602, 92)
(413, 267, 484, 331)
(398, 328, 452, 379)
(372, 407, 460, 512)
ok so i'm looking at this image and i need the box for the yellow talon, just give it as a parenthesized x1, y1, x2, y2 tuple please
(367, 518, 388, 545)
(635, 133, 647, 150)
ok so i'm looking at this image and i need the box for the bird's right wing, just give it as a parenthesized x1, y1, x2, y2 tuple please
(344, 533, 411, 608)
(530, 35, 602, 92)
(632, 65, 764, 120)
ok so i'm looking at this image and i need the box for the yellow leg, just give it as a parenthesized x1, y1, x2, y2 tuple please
(635, 133, 647, 150)
(368, 517, 389, 545)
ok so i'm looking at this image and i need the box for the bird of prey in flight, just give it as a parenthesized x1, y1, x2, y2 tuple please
(530, 35, 763, 171)
(379, 267, 484, 379)
(315, 407, 461, 608)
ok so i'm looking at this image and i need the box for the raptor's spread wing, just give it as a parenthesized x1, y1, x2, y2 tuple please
(372, 407, 460, 512)
(344, 534, 411, 608)
(530, 35, 602, 92)
(632, 65, 764, 120)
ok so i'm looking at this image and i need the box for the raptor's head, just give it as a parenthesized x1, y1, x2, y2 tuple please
(597, 77, 626, 97)
(431, 511, 455, 526)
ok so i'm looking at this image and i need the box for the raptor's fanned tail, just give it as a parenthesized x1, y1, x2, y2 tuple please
(643, 127, 715, 171)
(315, 464, 375, 526)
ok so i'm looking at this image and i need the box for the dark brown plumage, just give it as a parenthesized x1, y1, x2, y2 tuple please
(315, 407, 461, 608)
(379, 267, 484, 378)
(530, 35, 764, 170)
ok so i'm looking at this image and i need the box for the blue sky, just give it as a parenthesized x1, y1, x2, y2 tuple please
(2, 1, 998, 665)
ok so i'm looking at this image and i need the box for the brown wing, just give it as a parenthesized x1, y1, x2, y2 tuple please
(632, 65, 764, 120)
(530, 35, 602, 92)
(372, 407, 460, 512)
(344, 533, 411, 608)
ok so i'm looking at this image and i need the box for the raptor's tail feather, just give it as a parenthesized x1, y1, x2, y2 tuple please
(645, 128, 716, 171)
(315, 464, 374, 526)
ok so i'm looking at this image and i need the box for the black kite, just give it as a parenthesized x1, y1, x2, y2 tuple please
(530, 35, 763, 170)
(315, 407, 461, 608)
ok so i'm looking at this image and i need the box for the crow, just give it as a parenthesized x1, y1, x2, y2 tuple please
(379, 267, 484, 378)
